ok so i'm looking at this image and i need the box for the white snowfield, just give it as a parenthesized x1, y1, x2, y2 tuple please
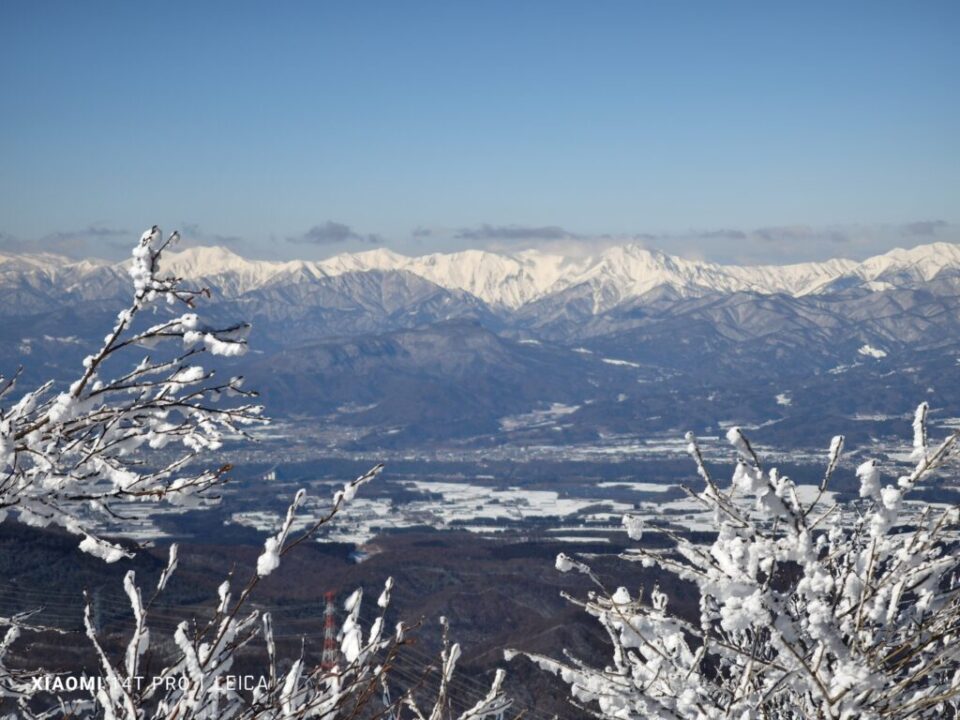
(229, 481, 637, 547)
(2, 240, 958, 312)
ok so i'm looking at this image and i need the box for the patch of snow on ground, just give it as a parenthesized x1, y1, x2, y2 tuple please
(405, 481, 632, 526)
(858, 344, 887, 359)
(500, 403, 580, 431)
(596, 481, 673, 492)
(231, 497, 398, 546)
(602, 357, 641, 368)
(849, 413, 902, 421)
(550, 536, 611, 544)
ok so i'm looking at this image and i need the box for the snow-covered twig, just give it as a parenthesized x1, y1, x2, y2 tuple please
(512, 406, 960, 719)
(0, 226, 264, 560)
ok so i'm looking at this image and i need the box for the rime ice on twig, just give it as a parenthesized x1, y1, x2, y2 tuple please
(0, 226, 264, 559)
(512, 404, 960, 719)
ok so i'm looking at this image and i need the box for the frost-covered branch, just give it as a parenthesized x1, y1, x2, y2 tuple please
(511, 404, 960, 719)
(0, 226, 264, 561)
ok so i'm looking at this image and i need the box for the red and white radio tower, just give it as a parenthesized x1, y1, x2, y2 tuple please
(321, 590, 338, 671)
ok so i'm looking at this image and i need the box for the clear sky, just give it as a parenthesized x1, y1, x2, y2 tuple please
(1, 1, 957, 263)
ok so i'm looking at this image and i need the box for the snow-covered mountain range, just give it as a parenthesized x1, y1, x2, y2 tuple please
(2, 238, 960, 448)
(2, 241, 959, 312)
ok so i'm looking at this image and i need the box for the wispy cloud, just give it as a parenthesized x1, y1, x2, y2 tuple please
(180, 222, 244, 246)
(453, 224, 581, 242)
(415, 224, 757, 254)
(44, 224, 129, 241)
(0, 225, 132, 258)
(288, 221, 381, 245)
(900, 220, 948, 237)
(697, 228, 749, 241)
(753, 225, 850, 244)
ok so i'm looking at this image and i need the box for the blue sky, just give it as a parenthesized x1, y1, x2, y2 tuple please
(1, 1, 957, 263)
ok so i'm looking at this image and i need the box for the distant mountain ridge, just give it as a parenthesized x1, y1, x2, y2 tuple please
(3, 241, 959, 312)
(3, 239, 960, 448)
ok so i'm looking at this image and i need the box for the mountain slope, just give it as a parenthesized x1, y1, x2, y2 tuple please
(245, 320, 638, 445)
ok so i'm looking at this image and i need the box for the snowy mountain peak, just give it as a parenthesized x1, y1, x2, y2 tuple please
(159, 245, 249, 275)
(0, 251, 98, 273)
(854, 241, 960, 282)
(154, 245, 296, 296)
(317, 247, 411, 276)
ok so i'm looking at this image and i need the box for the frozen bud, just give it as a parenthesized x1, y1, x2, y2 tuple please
(256, 537, 281, 577)
(856, 459, 881, 500)
(622, 514, 644, 540)
(555, 552, 590, 575)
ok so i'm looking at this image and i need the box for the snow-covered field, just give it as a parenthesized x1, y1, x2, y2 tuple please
(77, 418, 958, 549)
(231, 480, 637, 547)
(499, 403, 580, 431)
(224, 476, 854, 548)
